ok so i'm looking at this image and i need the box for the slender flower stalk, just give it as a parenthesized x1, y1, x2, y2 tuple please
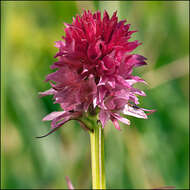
(90, 124, 106, 189)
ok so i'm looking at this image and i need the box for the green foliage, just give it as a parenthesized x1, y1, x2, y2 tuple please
(2, 1, 189, 189)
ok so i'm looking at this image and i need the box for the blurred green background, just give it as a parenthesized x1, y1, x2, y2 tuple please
(1, 1, 189, 189)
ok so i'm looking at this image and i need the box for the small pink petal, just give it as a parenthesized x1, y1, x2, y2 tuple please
(112, 113, 130, 125)
(39, 88, 56, 97)
(141, 108, 156, 115)
(65, 176, 74, 190)
(111, 117, 121, 130)
(97, 76, 107, 86)
(51, 115, 71, 129)
(126, 76, 147, 85)
(99, 110, 110, 128)
(42, 111, 66, 121)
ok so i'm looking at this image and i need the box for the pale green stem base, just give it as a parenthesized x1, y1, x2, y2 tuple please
(90, 125, 106, 189)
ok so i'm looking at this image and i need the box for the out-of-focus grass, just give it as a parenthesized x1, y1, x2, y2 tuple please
(1, 1, 189, 189)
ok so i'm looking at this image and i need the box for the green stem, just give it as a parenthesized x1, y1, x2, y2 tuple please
(90, 125, 106, 189)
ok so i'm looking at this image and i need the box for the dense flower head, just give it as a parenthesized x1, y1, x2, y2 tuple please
(40, 10, 155, 131)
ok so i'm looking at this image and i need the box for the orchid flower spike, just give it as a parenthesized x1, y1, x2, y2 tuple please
(38, 10, 155, 137)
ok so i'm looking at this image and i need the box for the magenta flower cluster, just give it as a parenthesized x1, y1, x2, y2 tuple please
(40, 10, 155, 131)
